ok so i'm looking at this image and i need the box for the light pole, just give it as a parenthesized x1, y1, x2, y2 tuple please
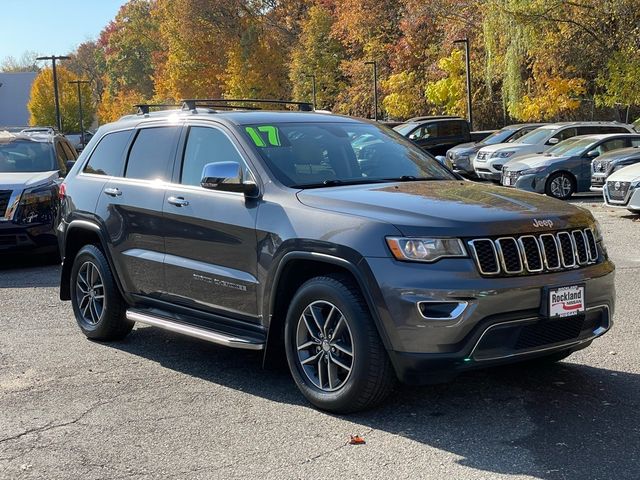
(305, 74, 317, 110)
(453, 39, 472, 130)
(69, 80, 90, 146)
(36, 55, 70, 131)
(364, 61, 378, 121)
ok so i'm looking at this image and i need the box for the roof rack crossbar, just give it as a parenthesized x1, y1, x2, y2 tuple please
(134, 104, 181, 115)
(181, 98, 314, 112)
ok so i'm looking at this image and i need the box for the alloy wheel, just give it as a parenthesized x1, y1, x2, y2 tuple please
(75, 261, 105, 325)
(550, 175, 572, 198)
(295, 300, 354, 392)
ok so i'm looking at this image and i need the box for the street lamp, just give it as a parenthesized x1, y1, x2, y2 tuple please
(36, 55, 71, 131)
(68, 80, 91, 147)
(453, 39, 472, 130)
(305, 74, 317, 110)
(364, 61, 378, 121)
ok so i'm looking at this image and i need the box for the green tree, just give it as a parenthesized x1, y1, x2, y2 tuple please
(425, 49, 466, 116)
(290, 5, 345, 110)
(28, 67, 96, 132)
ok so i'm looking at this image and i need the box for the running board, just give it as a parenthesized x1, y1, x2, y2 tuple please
(126, 310, 264, 351)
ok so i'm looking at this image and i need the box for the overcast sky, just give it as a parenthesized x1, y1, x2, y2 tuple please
(0, 0, 128, 60)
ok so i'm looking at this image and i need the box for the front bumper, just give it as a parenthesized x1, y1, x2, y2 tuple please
(364, 256, 615, 384)
(512, 173, 547, 193)
(603, 182, 640, 211)
(0, 220, 58, 254)
(590, 174, 606, 192)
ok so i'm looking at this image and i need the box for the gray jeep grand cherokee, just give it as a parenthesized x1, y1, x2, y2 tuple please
(57, 102, 615, 413)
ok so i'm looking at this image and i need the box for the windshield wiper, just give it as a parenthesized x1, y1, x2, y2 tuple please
(380, 176, 443, 182)
(292, 178, 390, 189)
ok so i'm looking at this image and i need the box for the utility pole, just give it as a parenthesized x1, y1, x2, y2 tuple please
(305, 74, 317, 110)
(453, 39, 472, 130)
(364, 61, 378, 121)
(69, 80, 91, 147)
(36, 55, 71, 132)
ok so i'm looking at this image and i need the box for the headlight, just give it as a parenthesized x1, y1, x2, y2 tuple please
(386, 237, 467, 262)
(520, 167, 547, 175)
(631, 179, 640, 189)
(16, 184, 56, 225)
(491, 151, 515, 159)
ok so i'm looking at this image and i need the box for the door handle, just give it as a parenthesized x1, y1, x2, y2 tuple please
(167, 196, 189, 207)
(103, 187, 122, 197)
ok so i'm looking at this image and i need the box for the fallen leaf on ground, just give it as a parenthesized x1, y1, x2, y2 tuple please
(349, 435, 366, 445)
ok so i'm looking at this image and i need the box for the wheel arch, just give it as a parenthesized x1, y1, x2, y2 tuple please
(262, 252, 392, 368)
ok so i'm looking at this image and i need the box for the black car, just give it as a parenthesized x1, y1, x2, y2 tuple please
(0, 129, 77, 257)
(590, 145, 640, 192)
(446, 123, 544, 177)
(393, 117, 495, 157)
(57, 102, 614, 413)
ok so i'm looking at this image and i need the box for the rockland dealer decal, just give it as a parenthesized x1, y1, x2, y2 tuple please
(547, 285, 585, 318)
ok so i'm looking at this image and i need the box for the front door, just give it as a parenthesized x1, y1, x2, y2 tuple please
(95, 125, 180, 299)
(162, 124, 260, 321)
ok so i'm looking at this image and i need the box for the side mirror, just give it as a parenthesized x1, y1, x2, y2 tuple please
(435, 155, 447, 166)
(201, 162, 258, 197)
(548, 137, 560, 145)
(586, 149, 600, 158)
(65, 160, 75, 172)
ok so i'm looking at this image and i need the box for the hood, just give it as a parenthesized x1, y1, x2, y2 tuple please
(607, 163, 640, 183)
(448, 142, 478, 156)
(0, 171, 59, 190)
(505, 153, 567, 171)
(296, 181, 593, 237)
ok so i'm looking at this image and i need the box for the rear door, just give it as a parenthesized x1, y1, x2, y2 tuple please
(162, 122, 260, 322)
(95, 125, 180, 299)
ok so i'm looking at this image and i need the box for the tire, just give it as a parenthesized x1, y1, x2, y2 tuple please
(284, 274, 396, 413)
(545, 172, 575, 200)
(70, 244, 133, 341)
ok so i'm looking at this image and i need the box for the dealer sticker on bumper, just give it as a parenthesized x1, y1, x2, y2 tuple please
(549, 285, 585, 318)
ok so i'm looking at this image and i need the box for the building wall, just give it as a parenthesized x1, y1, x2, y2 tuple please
(0, 72, 37, 127)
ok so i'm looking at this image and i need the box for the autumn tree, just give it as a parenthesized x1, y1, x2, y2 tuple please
(0, 51, 40, 72)
(290, 4, 345, 110)
(27, 66, 96, 132)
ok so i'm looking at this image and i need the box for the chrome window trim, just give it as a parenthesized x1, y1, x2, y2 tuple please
(517, 235, 544, 273)
(557, 231, 576, 268)
(469, 304, 611, 362)
(538, 233, 562, 270)
(494, 237, 523, 274)
(468, 239, 500, 275)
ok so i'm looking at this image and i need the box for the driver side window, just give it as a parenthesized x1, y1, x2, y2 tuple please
(181, 126, 250, 187)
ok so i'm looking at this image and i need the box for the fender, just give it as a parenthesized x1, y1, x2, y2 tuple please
(59, 219, 127, 301)
(264, 250, 393, 352)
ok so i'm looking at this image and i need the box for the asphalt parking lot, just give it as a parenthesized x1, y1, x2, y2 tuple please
(0, 197, 638, 480)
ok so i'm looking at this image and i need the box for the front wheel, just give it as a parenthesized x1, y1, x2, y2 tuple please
(545, 172, 575, 200)
(284, 275, 395, 413)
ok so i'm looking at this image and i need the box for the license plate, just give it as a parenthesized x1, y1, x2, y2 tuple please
(547, 285, 585, 318)
(503, 177, 512, 186)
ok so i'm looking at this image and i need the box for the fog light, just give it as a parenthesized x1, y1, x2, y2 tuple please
(417, 301, 468, 320)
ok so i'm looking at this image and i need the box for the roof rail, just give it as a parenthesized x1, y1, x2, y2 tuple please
(134, 104, 181, 115)
(181, 98, 314, 112)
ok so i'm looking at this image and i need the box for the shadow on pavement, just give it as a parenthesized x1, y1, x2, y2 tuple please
(0, 254, 61, 287)
(111, 325, 639, 480)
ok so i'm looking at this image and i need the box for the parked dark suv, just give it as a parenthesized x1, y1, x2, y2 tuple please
(0, 129, 77, 256)
(57, 102, 615, 413)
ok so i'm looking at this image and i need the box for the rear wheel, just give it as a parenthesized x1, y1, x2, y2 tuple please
(70, 244, 133, 341)
(545, 172, 575, 200)
(284, 275, 395, 413)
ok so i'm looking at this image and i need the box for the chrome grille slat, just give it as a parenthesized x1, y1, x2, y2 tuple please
(469, 228, 597, 277)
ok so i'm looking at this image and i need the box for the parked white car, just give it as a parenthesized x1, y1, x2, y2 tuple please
(603, 162, 640, 214)
(473, 122, 635, 182)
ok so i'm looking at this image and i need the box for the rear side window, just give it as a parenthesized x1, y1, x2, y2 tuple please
(84, 130, 132, 176)
(125, 127, 180, 181)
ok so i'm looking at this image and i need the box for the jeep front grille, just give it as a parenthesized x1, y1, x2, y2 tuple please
(468, 229, 598, 276)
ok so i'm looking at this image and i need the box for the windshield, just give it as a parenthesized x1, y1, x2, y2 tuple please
(481, 128, 519, 145)
(393, 123, 419, 136)
(0, 140, 56, 173)
(243, 122, 456, 188)
(547, 137, 593, 157)
(514, 127, 554, 145)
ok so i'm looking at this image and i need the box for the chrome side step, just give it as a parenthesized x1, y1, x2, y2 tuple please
(126, 310, 264, 351)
